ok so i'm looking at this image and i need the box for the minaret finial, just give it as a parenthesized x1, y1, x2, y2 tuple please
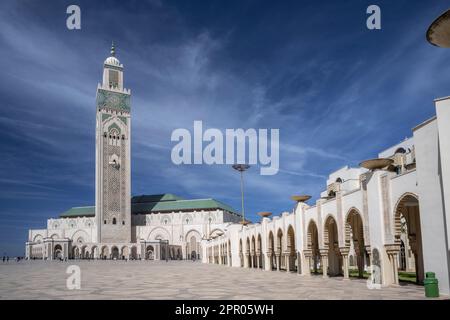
(111, 41, 115, 57)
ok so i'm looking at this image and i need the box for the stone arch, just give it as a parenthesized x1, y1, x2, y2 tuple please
(72, 246, 80, 259)
(185, 229, 202, 260)
(146, 245, 155, 260)
(53, 244, 63, 260)
(147, 227, 171, 241)
(91, 246, 98, 259)
(276, 228, 283, 253)
(324, 215, 342, 276)
(257, 234, 263, 269)
(33, 234, 43, 243)
(307, 220, 320, 274)
(393, 192, 423, 284)
(81, 245, 89, 259)
(111, 246, 119, 259)
(287, 225, 296, 272)
(121, 246, 129, 259)
(130, 246, 137, 259)
(101, 246, 109, 259)
(71, 230, 90, 244)
(50, 233, 59, 240)
(103, 116, 127, 138)
(345, 207, 366, 278)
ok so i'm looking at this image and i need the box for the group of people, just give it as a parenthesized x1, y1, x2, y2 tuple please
(2, 256, 24, 262)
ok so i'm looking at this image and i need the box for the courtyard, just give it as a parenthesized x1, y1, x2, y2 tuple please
(0, 260, 437, 300)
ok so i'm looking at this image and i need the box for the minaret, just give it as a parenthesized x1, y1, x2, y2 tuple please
(95, 43, 131, 243)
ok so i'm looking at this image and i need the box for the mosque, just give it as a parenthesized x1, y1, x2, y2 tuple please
(25, 45, 241, 262)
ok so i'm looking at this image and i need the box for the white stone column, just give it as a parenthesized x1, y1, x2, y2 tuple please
(385, 244, 400, 285)
(264, 253, 272, 271)
(275, 253, 281, 271)
(340, 247, 350, 280)
(320, 249, 329, 278)
(302, 250, 312, 276)
(285, 253, 290, 272)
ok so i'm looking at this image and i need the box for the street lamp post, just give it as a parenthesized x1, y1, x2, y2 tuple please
(232, 164, 250, 225)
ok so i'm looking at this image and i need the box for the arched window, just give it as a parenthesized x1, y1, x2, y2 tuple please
(335, 177, 343, 183)
(395, 147, 406, 154)
(112, 218, 117, 225)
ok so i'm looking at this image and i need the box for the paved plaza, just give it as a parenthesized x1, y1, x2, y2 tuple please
(0, 260, 440, 300)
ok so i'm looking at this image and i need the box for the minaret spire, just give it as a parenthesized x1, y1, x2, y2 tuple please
(111, 41, 116, 57)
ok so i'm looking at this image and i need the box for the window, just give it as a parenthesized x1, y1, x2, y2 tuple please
(104, 220, 107, 224)
(122, 221, 125, 225)
(109, 70, 119, 88)
(112, 218, 117, 225)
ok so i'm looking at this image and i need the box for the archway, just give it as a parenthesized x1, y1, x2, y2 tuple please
(111, 246, 119, 260)
(307, 220, 320, 274)
(91, 246, 98, 259)
(121, 246, 129, 260)
(324, 216, 342, 276)
(101, 246, 109, 259)
(287, 225, 296, 272)
(146, 245, 154, 260)
(394, 193, 424, 284)
(185, 229, 202, 260)
(130, 246, 137, 260)
(257, 234, 263, 269)
(72, 246, 80, 259)
(81, 245, 88, 259)
(54, 244, 63, 260)
(345, 208, 365, 278)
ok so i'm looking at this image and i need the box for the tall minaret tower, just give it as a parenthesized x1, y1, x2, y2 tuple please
(95, 43, 131, 243)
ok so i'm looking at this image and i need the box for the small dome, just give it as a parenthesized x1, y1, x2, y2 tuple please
(104, 56, 120, 66)
(104, 42, 121, 66)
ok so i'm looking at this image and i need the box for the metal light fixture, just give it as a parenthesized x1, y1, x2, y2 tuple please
(232, 164, 250, 225)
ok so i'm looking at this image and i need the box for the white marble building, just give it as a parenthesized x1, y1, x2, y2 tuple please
(204, 97, 450, 295)
(25, 45, 241, 262)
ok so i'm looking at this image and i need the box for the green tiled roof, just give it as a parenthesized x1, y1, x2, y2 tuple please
(60, 206, 95, 218)
(131, 193, 184, 203)
(132, 198, 237, 214)
(59, 194, 239, 218)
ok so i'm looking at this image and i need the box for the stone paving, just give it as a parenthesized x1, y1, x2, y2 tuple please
(0, 260, 442, 300)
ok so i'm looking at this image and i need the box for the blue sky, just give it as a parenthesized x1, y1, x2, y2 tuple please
(1, 0, 450, 256)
